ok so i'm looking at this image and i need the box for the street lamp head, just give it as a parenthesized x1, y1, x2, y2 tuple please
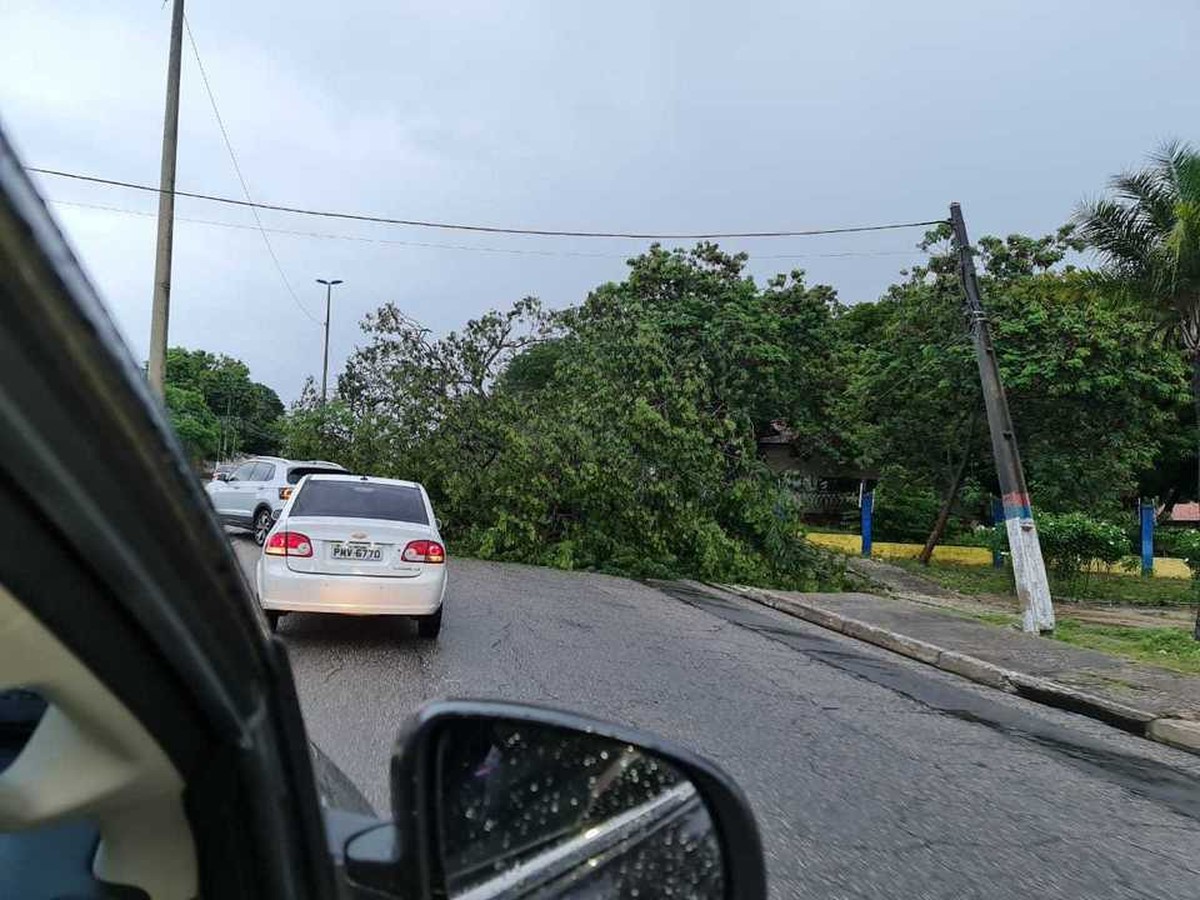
(316, 278, 344, 286)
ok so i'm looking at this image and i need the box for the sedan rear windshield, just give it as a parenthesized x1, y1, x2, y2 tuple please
(290, 480, 429, 524)
(287, 466, 345, 485)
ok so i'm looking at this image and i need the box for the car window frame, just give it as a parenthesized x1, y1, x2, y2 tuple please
(230, 461, 258, 483)
(290, 479, 431, 525)
(253, 462, 276, 482)
(285, 465, 344, 485)
(0, 128, 339, 899)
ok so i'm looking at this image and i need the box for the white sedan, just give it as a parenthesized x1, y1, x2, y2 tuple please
(256, 474, 447, 637)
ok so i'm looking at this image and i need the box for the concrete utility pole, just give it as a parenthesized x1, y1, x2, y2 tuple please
(147, 0, 185, 397)
(950, 202, 1055, 633)
(317, 278, 343, 403)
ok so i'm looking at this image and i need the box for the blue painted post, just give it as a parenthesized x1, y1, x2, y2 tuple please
(861, 488, 874, 558)
(991, 497, 1004, 568)
(1141, 500, 1155, 578)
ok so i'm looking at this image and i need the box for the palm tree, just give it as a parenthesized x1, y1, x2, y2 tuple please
(1075, 140, 1200, 635)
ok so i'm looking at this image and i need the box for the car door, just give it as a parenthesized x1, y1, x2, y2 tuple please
(212, 460, 259, 520)
(0, 134, 337, 899)
(233, 461, 275, 523)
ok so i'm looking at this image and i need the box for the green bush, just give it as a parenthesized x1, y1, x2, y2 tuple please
(994, 512, 1129, 584)
(1158, 529, 1200, 578)
(871, 488, 940, 543)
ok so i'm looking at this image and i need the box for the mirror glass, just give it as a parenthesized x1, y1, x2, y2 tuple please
(434, 718, 724, 899)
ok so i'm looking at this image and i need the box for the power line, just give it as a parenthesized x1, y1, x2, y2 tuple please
(27, 166, 947, 240)
(182, 15, 320, 324)
(48, 198, 928, 262)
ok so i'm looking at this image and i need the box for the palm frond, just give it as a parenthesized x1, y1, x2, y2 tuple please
(1110, 169, 1177, 233)
(1074, 197, 1158, 271)
(1176, 152, 1200, 206)
(1077, 141, 1200, 340)
(1149, 139, 1194, 191)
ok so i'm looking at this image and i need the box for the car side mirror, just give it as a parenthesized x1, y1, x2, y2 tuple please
(344, 700, 766, 900)
(435, 517, 443, 532)
(212, 472, 229, 482)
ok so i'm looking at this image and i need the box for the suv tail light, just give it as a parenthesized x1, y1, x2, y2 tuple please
(265, 530, 313, 558)
(279, 487, 294, 501)
(402, 540, 445, 564)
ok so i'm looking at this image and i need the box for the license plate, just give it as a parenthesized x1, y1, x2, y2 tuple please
(330, 543, 382, 562)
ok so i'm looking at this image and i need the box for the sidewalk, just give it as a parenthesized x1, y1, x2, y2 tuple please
(718, 581, 1200, 755)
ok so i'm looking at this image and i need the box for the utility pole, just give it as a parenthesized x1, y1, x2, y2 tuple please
(220, 396, 232, 460)
(147, 0, 184, 397)
(950, 202, 1055, 633)
(317, 278, 343, 403)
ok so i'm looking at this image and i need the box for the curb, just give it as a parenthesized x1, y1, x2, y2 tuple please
(721, 584, 1200, 756)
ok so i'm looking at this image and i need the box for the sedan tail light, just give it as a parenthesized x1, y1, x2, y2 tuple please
(265, 530, 313, 558)
(402, 540, 446, 564)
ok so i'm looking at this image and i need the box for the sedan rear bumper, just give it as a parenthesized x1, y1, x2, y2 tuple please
(257, 556, 446, 615)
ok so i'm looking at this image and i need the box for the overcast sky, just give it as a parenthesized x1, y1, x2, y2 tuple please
(3, 1, 1197, 401)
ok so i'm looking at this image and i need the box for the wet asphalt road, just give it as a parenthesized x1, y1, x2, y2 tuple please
(233, 537, 1200, 899)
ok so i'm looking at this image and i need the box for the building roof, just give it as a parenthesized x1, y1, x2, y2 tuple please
(1166, 502, 1200, 523)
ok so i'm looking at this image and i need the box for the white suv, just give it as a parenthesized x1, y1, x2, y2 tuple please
(205, 456, 346, 544)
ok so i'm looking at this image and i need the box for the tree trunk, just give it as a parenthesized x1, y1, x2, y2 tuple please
(919, 412, 978, 566)
(1193, 355, 1200, 640)
(1157, 485, 1179, 525)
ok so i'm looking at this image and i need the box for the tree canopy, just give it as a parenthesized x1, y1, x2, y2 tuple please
(274, 147, 1199, 585)
(164, 347, 284, 461)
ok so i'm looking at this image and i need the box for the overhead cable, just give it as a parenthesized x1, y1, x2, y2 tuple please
(183, 14, 320, 323)
(28, 166, 947, 240)
(48, 199, 928, 262)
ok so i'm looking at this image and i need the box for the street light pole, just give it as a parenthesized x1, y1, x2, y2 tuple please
(316, 278, 343, 403)
(147, 0, 185, 397)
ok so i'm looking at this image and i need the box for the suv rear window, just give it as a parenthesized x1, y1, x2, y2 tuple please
(290, 480, 429, 524)
(287, 465, 345, 485)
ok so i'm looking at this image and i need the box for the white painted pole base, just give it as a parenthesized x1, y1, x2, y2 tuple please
(1005, 518, 1055, 633)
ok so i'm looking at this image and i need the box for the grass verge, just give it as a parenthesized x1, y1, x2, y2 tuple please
(1050, 618, 1200, 675)
(891, 558, 1196, 607)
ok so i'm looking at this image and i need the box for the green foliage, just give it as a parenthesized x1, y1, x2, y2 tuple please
(1075, 140, 1200, 362)
(291, 245, 844, 589)
(273, 166, 1200, 588)
(164, 384, 220, 463)
(870, 471, 945, 543)
(165, 347, 284, 457)
(1158, 529, 1200, 578)
(994, 512, 1130, 584)
(893, 558, 1195, 606)
(842, 228, 1188, 525)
